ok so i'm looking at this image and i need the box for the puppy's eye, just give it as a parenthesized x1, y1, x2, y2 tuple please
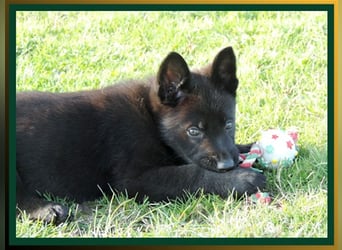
(187, 126, 202, 137)
(225, 121, 233, 130)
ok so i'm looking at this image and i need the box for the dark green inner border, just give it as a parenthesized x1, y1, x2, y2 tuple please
(8, 4, 334, 246)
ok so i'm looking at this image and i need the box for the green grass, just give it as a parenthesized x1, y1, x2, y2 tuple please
(15, 11, 328, 238)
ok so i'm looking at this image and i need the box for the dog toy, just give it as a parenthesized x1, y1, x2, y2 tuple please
(248, 191, 272, 204)
(240, 128, 299, 169)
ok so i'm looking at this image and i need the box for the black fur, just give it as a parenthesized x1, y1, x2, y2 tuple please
(16, 47, 266, 224)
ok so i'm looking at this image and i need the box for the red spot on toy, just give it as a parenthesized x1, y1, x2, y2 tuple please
(272, 134, 279, 140)
(286, 140, 293, 149)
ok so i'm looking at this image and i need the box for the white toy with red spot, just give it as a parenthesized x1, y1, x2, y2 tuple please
(240, 128, 299, 169)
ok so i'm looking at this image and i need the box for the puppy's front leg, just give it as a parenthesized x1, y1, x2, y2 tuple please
(118, 164, 266, 202)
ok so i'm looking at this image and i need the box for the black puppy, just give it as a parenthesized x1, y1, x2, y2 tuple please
(16, 47, 266, 224)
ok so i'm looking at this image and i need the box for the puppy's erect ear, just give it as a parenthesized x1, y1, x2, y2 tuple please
(157, 52, 191, 107)
(211, 47, 239, 96)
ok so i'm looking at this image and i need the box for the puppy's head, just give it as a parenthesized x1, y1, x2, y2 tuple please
(153, 47, 240, 172)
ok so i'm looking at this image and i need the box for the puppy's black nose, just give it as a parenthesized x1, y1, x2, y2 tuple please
(217, 159, 235, 171)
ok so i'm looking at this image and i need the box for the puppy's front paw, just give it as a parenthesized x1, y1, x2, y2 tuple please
(230, 168, 266, 196)
(236, 143, 255, 154)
